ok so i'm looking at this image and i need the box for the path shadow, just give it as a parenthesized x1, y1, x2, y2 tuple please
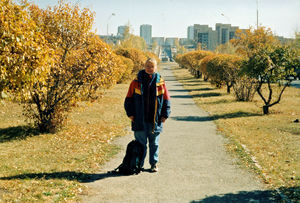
(0, 125, 40, 143)
(169, 88, 215, 92)
(171, 111, 261, 122)
(191, 187, 299, 203)
(184, 83, 204, 87)
(193, 92, 222, 98)
(202, 99, 232, 105)
(196, 87, 216, 91)
(170, 92, 222, 99)
(169, 89, 190, 92)
(172, 116, 213, 122)
(171, 95, 193, 99)
(178, 78, 198, 82)
(0, 171, 124, 183)
(180, 103, 194, 106)
(163, 78, 178, 82)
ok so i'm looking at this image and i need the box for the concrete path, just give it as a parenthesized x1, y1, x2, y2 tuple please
(82, 63, 274, 202)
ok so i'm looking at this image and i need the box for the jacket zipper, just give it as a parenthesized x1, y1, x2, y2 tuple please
(152, 97, 158, 134)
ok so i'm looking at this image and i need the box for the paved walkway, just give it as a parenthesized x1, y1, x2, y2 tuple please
(82, 63, 272, 202)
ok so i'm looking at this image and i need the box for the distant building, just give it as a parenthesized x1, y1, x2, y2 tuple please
(117, 25, 129, 37)
(229, 26, 239, 40)
(140, 24, 152, 45)
(194, 24, 218, 50)
(187, 26, 194, 40)
(179, 38, 188, 45)
(152, 37, 165, 46)
(98, 35, 121, 45)
(180, 38, 196, 51)
(215, 23, 238, 44)
(193, 23, 241, 50)
(165, 38, 178, 46)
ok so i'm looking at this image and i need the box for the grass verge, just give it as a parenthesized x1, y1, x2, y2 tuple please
(0, 83, 130, 202)
(171, 63, 300, 201)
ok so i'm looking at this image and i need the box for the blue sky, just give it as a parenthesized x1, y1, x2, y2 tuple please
(32, 0, 299, 38)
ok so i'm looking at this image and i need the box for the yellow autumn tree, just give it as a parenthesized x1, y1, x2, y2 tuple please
(0, 0, 52, 98)
(232, 27, 299, 114)
(231, 27, 279, 57)
(174, 39, 187, 55)
(176, 50, 213, 78)
(145, 51, 160, 64)
(114, 55, 134, 83)
(215, 42, 237, 55)
(206, 54, 243, 93)
(23, 2, 120, 132)
(199, 54, 216, 81)
(119, 25, 147, 51)
(114, 48, 148, 73)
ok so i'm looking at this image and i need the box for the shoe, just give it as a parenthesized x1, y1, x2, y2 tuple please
(150, 164, 158, 172)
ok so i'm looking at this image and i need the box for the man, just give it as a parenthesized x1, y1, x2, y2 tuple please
(124, 58, 171, 172)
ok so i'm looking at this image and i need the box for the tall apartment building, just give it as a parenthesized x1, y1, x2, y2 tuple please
(215, 23, 238, 44)
(193, 24, 218, 50)
(193, 23, 240, 50)
(117, 25, 129, 37)
(140, 24, 152, 45)
(187, 26, 194, 40)
(230, 26, 239, 40)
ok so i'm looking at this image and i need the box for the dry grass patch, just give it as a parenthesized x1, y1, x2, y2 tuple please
(171, 64, 299, 200)
(0, 83, 130, 202)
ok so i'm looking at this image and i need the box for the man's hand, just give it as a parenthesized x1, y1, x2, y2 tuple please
(129, 116, 134, 122)
(161, 117, 167, 123)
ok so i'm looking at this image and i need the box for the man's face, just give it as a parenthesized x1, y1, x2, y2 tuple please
(145, 61, 157, 75)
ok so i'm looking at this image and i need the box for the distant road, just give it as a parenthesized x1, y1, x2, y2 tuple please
(291, 80, 300, 89)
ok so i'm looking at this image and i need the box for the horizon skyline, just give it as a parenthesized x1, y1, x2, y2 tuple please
(32, 0, 299, 39)
(104, 22, 287, 39)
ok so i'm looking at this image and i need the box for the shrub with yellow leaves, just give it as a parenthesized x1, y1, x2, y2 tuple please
(114, 48, 148, 73)
(115, 55, 134, 83)
(0, 0, 52, 99)
(20, 2, 120, 133)
(175, 50, 213, 78)
(199, 54, 215, 81)
(206, 54, 243, 93)
(145, 51, 160, 64)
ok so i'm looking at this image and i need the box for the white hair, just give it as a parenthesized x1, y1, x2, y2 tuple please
(145, 58, 157, 65)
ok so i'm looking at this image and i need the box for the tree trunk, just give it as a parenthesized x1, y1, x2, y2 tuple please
(227, 85, 231, 94)
(226, 82, 233, 94)
(196, 71, 202, 78)
(0, 85, 4, 99)
(263, 105, 269, 114)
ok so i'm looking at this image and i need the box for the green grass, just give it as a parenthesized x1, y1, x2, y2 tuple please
(0, 83, 130, 202)
(171, 64, 300, 201)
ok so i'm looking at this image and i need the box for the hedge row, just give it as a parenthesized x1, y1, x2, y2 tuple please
(175, 51, 248, 96)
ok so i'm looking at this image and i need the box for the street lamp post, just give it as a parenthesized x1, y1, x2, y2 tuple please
(221, 13, 231, 24)
(107, 13, 115, 35)
(256, 0, 259, 29)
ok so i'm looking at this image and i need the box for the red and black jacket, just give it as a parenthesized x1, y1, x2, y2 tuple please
(124, 70, 171, 133)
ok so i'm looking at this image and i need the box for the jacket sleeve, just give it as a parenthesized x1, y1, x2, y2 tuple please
(124, 81, 135, 117)
(161, 83, 171, 118)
